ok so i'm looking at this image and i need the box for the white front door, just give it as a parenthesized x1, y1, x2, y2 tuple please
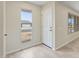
(42, 6, 53, 48)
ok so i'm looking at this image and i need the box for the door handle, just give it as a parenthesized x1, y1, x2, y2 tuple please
(49, 30, 52, 31)
(4, 34, 8, 36)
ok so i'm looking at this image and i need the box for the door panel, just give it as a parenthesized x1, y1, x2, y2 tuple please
(42, 5, 53, 48)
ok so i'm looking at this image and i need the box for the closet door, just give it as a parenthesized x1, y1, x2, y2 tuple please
(42, 5, 53, 48)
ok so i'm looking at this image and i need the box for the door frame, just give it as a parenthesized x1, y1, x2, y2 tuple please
(3, 1, 7, 57)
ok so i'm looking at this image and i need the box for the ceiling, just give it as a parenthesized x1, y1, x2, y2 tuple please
(59, 1, 79, 12)
(28, 1, 48, 6)
(28, 1, 79, 12)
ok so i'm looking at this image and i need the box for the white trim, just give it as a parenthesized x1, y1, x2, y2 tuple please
(3, 1, 6, 58)
(55, 38, 78, 50)
(6, 42, 42, 55)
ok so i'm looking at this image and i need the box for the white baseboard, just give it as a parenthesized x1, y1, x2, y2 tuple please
(6, 41, 42, 55)
(55, 38, 78, 50)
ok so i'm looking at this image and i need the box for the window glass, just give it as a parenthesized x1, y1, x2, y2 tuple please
(68, 13, 79, 34)
(21, 10, 32, 42)
(21, 10, 32, 22)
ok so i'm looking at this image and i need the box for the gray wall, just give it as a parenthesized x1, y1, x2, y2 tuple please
(55, 2, 79, 49)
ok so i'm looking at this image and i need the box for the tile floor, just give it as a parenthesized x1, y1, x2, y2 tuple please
(7, 38, 79, 58)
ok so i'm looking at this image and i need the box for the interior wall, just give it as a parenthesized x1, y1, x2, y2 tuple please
(55, 2, 79, 49)
(6, 1, 41, 54)
(0, 2, 3, 57)
(6, 1, 79, 54)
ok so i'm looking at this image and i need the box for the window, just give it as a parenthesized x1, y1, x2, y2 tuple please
(77, 16, 79, 31)
(68, 13, 75, 33)
(68, 13, 79, 34)
(20, 9, 32, 42)
(21, 9, 32, 31)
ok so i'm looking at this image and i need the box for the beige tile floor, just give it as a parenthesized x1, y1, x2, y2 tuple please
(7, 38, 79, 58)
